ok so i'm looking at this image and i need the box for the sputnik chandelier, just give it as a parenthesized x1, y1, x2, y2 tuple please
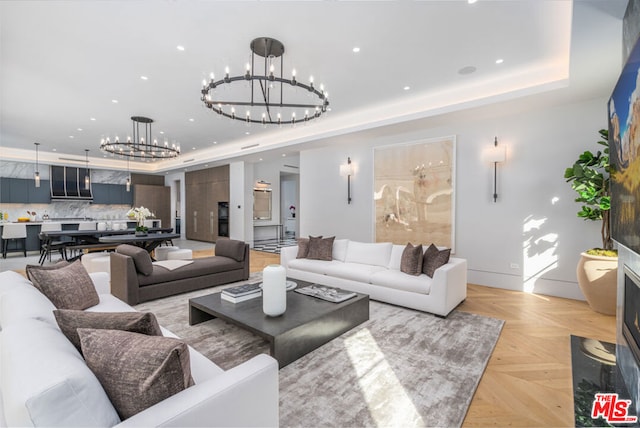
(99, 116, 181, 160)
(200, 37, 330, 125)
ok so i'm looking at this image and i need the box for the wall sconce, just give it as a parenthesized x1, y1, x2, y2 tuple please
(34, 142, 41, 188)
(339, 157, 355, 204)
(487, 137, 506, 202)
(254, 180, 271, 191)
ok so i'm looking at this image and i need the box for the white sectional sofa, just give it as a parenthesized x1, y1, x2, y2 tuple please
(281, 240, 467, 317)
(0, 269, 279, 427)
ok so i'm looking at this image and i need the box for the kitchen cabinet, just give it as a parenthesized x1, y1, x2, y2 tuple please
(92, 183, 132, 205)
(0, 178, 50, 203)
(185, 165, 229, 242)
(133, 184, 170, 228)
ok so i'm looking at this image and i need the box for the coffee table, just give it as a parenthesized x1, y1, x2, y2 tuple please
(189, 279, 369, 368)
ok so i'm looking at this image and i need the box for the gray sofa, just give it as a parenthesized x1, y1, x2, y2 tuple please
(110, 239, 250, 305)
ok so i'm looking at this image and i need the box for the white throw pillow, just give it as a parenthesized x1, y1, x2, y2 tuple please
(387, 244, 406, 271)
(332, 239, 349, 262)
(344, 242, 393, 267)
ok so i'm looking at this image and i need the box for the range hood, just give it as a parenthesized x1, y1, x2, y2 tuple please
(50, 165, 93, 201)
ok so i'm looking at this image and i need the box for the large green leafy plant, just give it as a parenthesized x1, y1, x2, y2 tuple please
(564, 129, 614, 252)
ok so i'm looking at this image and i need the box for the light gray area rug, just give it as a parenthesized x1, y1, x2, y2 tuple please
(135, 277, 504, 428)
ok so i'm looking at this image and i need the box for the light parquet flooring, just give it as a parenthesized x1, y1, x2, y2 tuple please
(249, 251, 617, 427)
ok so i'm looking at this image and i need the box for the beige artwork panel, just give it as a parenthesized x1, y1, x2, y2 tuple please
(374, 136, 455, 248)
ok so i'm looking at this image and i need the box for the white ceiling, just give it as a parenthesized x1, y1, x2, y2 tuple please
(0, 0, 628, 174)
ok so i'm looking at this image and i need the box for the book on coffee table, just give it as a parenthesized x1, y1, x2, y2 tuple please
(295, 285, 357, 303)
(222, 283, 261, 298)
(221, 290, 261, 303)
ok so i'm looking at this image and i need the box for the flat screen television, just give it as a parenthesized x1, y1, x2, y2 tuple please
(608, 35, 640, 254)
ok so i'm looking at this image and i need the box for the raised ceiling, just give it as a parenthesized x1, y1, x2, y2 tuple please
(0, 0, 628, 173)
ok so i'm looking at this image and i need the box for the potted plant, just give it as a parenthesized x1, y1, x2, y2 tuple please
(564, 129, 618, 315)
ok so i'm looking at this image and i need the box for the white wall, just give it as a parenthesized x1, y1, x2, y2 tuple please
(300, 96, 608, 300)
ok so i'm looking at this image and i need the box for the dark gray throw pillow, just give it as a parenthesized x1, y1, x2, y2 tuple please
(296, 237, 311, 259)
(400, 243, 423, 276)
(54, 309, 163, 353)
(214, 238, 245, 262)
(422, 244, 451, 278)
(307, 236, 335, 261)
(116, 244, 153, 276)
(26, 260, 99, 310)
(78, 328, 194, 420)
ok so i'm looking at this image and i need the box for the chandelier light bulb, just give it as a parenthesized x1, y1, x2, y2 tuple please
(202, 79, 207, 88)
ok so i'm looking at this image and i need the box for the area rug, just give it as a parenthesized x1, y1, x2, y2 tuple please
(135, 276, 504, 427)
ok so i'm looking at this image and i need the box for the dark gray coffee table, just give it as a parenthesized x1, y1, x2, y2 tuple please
(189, 279, 369, 368)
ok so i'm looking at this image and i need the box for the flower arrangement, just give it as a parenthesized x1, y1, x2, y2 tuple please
(127, 206, 152, 232)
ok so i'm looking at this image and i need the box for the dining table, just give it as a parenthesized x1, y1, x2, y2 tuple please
(39, 227, 174, 261)
(98, 232, 181, 254)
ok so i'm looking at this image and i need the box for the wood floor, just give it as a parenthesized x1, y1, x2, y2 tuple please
(247, 249, 617, 427)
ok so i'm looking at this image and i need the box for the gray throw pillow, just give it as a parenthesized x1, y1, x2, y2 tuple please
(54, 310, 163, 353)
(422, 244, 451, 278)
(78, 328, 194, 420)
(296, 237, 311, 259)
(26, 260, 99, 310)
(307, 236, 335, 261)
(400, 243, 423, 276)
(116, 244, 153, 276)
(214, 238, 245, 262)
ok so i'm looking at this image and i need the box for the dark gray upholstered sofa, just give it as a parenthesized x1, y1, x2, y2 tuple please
(110, 238, 250, 305)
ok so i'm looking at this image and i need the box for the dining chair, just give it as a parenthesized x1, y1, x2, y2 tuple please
(2, 223, 27, 258)
(38, 222, 65, 264)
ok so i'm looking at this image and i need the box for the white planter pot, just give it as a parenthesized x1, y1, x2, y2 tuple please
(262, 264, 286, 317)
(576, 252, 618, 316)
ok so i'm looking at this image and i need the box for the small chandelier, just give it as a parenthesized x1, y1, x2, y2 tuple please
(200, 37, 330, 125)
(99, 116, 181, 160)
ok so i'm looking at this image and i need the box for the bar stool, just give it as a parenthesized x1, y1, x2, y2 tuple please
(2, 223, 27, 258)
(39, 222, 65, 265)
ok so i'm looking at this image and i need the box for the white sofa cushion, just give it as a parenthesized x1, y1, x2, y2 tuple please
(287, 258, 342, 275)
(344, 242, 393, 267)
(1, 318, 121, 427)
(1, 285, 57, 329)
(323, 262, 387, 283)
(370, 270, 433, 295)
(332, 239, 349, 262)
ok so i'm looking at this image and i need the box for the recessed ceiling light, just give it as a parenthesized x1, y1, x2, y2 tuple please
(52, 148, 57, 152)
(69, 136, 74, 139)
(212, 141, 217, 145)
(188, 118, 194, 122)
(403, 86, 410, 91)
(245, 131, 250, 135)
(177, 45, 185, 51)
(458, 65, 477, 75)
(159, 131, 164, 134)
(495, 58, 504, 64)
(468, 0, 478, 4)
(90, 117, 96, 121)
(352, 47, 360, 53)
(77, 128, 83, 131)
(259, 158, 263, 161)
(192, 147, 196, 150)
(282, 154, 286, 157)
(140, 75, 148, 80)
(111, 99, 118, 103)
